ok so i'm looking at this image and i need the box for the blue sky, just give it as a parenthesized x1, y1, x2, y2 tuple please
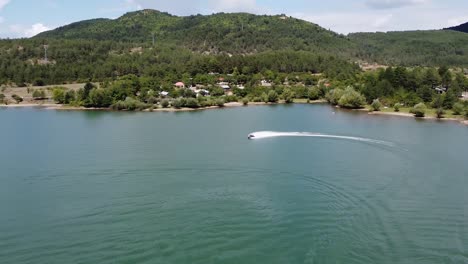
(1, 0, 467, 38)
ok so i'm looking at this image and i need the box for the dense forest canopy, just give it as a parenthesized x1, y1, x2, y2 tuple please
(348, 30, 468, 66)
(35, 10, 355, 56)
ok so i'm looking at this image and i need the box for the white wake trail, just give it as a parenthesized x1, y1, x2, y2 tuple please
(247, 131, 394, 147)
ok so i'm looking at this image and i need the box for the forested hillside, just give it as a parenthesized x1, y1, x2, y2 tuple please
(0, 38, 358, 86)
(36, 10, 354, 55)
(349, 30, 468, 66)
(34, 10, 468, 67)
(0, 9, 467, 87)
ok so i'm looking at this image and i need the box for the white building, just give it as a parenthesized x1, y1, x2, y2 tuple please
(261, 80, 272, 87)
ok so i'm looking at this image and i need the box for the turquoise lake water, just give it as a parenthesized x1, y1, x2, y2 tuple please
(1, 104, 467, 263)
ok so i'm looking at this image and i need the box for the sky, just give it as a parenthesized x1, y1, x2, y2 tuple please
(0, 0, 467, 38)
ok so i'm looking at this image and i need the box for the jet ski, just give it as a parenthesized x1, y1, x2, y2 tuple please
(248, 134, 255, 140)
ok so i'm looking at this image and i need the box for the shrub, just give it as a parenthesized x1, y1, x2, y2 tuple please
(184, 98, 200, 108)
(370, 99, 382, 111)
(216, 98, 225, 107)
(161, 99, 169, 108)
(171, 99, 183, 109)
(432, 95, 444, 109)
(209, 87, 225, 97)
(410, 103, 427, 117)
(11, 94, 23, 104)
(253, 97, 262, 102)
(452, 102, 464, 115)
(146, 96, 159, 104)
(200, 99, 214, 107)
(0, 93, 5, 103)
(64, 90, 76, 104)
(308, 86, 321, 100)
(394, 103, 401, 112)
(242, 97, 249, 105)
(261, 92, 268, 103)
(337, 87, 366, 109)
(282, 89, 294, 103)
(436, 108, 445, 119)
(181, 89, 196, 98)
(111, 97, 149, 111)
(32, 89, 47, 100)
(325, 88, 344, 105)
(224, 95, 238, 103)
(464, 107, 468, 120)
(87, 88, 112, 108)
(178, 98, 188, 108)
(443, 91, 457, 109)
(52, 89, 65, 103)
(267, 90, 279, 103)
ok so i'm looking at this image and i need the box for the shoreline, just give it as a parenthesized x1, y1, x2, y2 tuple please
(2, 101, 467, 125)
(366, 110, 466, 123)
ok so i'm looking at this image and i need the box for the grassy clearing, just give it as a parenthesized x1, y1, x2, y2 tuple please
(366, 105, 464, 119)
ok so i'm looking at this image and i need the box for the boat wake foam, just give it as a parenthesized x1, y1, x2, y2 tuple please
(248, 131, 394, 147)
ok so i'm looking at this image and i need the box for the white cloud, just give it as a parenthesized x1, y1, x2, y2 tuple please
(447, 16, 468, 27)
(25, 23, 51, 36)
(126, 0, 142, 10)
(372, 14, 393, 28)
(119, 0, 204, 15)
(295, 12, 397, 34)
(291, 1, 468, 34)
(208, 0, 258, 13)
(9, 23, 51, 37)
(0, 0, 10, 10)
(117, 0, 265, 15)
(0, 16, 4, 23)
(365, 0, 428, 9)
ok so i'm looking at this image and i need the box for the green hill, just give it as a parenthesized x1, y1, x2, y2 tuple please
(1, 10, 468, 86)
(35, 10, 468, 67)
(36, 10, 354, 56)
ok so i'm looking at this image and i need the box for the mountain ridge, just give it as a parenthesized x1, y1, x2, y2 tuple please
(19, 9, 468, 67)
(35, 9, 353, 56)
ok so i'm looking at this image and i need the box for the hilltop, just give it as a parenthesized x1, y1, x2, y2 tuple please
(34, 10, 468, 67)
(36, 9, 354, 56)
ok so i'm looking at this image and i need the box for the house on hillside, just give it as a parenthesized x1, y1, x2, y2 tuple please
(219, 82, 231, 91)
(261, 80, 272, 87)
(174, 82, 185, 89)
(217, 81, 232, 95)
(194, 89, 210, 97)
(435, 86, 447, 94)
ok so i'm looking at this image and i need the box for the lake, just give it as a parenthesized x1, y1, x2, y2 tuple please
(1, 104, 467, 264)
